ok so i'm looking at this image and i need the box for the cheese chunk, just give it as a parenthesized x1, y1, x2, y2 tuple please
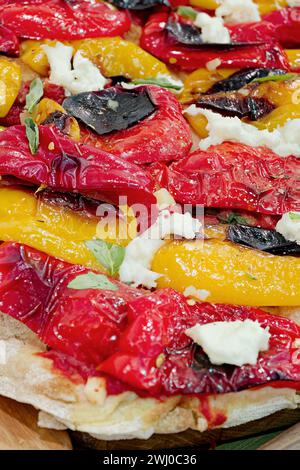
(119, 210, 202, 288)
(194, 12, 231, 44)
(185, 106, 300, 157)
(43, 42, 107, 96)
(276, 212, 300, 245)
(185, 320, 270, 366)
(216, 0, 261, 24)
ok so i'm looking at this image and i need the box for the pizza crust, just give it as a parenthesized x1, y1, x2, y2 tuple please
(0, 313, 298, 441)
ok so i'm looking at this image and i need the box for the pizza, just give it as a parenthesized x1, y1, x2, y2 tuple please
(0, 0, 299, 444)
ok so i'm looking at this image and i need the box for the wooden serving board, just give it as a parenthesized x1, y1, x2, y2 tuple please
(72, 408, 300, 450)
(0, 396, 72, 450)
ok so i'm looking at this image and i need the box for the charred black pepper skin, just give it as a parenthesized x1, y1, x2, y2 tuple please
(63, 87, 156, 135)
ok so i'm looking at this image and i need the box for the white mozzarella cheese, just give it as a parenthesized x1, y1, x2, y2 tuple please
(185, 320, 270, 366)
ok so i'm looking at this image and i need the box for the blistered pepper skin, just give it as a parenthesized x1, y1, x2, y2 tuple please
(152, 239, 300, 306)
(0, 58, 21, 118)
(80, 86, 192, 165)
(0, 0, 130, 40)
(264, 7, 300, 48)
(0, 125, 156, 209)
(140, 13, 290, 72)
(152, 143, 300, 215)
(0, 24, 19, 56)
(0, 187, 132, 270)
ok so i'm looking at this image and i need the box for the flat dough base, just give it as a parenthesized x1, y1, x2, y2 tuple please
(0, 313, 298, 441)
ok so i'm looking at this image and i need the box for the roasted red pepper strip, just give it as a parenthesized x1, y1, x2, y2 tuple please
(0, 125, 156, 208)
(264, 7, 300, 48)
(0, 242, 299, 396)
(0, 0, 130, 40)
(80, 86, 192, 165)
(0, 24, 19, 56)
(140, 13, 290, 72)
(228, 7, 300, 47)
(150, 142, 300, 215)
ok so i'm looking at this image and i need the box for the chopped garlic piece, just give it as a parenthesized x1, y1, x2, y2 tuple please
(154, 188, 176, 210)
(206, 58, 222, 71)
(183, 286, 210, 302)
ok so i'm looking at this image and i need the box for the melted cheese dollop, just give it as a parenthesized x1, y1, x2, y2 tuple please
(185, 106, 300, 157)
(276, 212, 300, 245)
(119, 210, 201, 289)
(194, 12, 231, 44)
(185, 320, 270, 366)
(216, 0, 261, 24)
(43, 42, 108, 96)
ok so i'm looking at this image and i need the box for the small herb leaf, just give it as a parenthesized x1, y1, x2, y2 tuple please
(25, 77, 44, 113)
(289, 212, 300, 221)
(68, 272, 118, 291)
(253, 73, 298, 84)
(85, 240, 125, 276)
(218, 212, 249, 225)
(177, 6, 198, 20)
(132, 77, 183, 91)
(25, 117, 39, 154)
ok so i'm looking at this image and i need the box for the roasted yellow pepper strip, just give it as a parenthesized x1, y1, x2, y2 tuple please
(32, 98, 81, 141)
(0, 188, 133, 270)
(185, 75, 300, 136)
(254, 0, 287, 15)
(0, 58, 22, 118)
(180, 68, 237, 104)
(20, 40, 61, 76)
(152, 239, 300, 307)
(20, 37, 171, 80)
(251, 104, 300, 130)
(75, 37, 171, 79)
(286, 49, 300, 71)
(189, 0, 218, 9)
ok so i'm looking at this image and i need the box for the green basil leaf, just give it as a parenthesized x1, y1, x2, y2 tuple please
(253, 73, 298, 84)
(132, 77, 183, 91)
(289, 212, 300, 221)
(25, 117, 39, 155)
(217, 212, 249, 225)
(177, 6, 198, 20)
(215, 431, 281, 450)
(85, 240, 125, 276)
(25, 77, 44, 113)
(68, 272, 118, 291)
